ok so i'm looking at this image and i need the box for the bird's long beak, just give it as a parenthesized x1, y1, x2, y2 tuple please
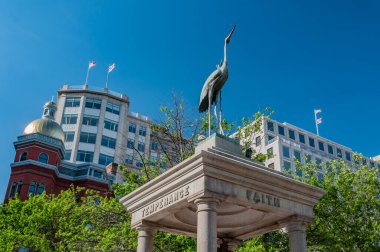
(225, 25, 236, 44)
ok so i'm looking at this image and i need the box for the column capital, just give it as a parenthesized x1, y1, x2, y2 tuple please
(194, 197, 221, 212)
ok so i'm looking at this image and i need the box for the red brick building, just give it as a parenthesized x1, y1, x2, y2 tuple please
(4, 101, 114, 202)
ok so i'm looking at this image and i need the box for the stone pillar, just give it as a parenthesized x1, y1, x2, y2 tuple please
(195, 198, 219, 252)
(136, 225, 156, 252)
(287, 221, 307, 252)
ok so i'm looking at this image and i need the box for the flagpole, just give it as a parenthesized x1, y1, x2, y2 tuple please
(105, 71, 110, 89)
(314, 111, 319, 136)
(85, 66, 90, 86)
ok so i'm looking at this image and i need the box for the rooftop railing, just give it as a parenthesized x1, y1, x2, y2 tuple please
(61, 84, 129, 101)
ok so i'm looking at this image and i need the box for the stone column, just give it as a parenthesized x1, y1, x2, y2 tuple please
(136, 225, 156, 252)
(287, 221, 307, 252)
(195, 198, 220, 252)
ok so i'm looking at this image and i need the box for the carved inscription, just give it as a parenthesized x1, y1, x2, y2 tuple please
(246, 190, 280, 207)
(142, 186, 190, 217)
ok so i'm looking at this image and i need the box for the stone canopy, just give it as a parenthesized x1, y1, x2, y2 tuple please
(120, 134, 326, 252)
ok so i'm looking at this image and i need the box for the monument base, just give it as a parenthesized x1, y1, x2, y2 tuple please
(121, 134, 325, 252)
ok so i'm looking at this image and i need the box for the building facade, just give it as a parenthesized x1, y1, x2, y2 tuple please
(4, 101, 114, 202)
(249, 118, 380, 179)
(56, 85, 171, 182)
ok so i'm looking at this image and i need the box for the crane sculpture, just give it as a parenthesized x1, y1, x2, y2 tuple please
(198, 25, 236, 137)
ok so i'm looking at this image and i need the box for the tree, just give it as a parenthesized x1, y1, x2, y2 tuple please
(0, 187, 136, 252)
(295, 155, 380, 251)
(236, 155, 380, 251)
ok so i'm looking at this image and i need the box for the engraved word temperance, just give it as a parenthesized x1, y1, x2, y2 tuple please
(142, 186, 190, 217)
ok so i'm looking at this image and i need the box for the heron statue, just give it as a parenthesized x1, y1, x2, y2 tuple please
(198, 25, 236, 137)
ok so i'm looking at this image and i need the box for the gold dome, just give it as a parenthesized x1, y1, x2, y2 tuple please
(23, 118, 65, 142)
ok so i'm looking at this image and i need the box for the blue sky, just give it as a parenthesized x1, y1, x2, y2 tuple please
(1, 1, 380, 201)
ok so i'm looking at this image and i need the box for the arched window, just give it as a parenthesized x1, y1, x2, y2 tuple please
(38, 153, 49, 164)
(16, 180, 23, 195)
(8, 181, 16, 198)
(37, 184, 45, 195)
(28, 181, 37, 196)
(20, 152, 27, 161)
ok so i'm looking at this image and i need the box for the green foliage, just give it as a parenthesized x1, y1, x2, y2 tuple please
(235, 107, 274, 162)
(236, 231, 288, 252)
(0, 187, 136, 252)
(292, 156, 380, 251)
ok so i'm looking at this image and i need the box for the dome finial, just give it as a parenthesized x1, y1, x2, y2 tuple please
(43, 100, 57, 120)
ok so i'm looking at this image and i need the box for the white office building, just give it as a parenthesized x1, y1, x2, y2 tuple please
(249, 118, 380, 179)
(55, 85, 162, 181)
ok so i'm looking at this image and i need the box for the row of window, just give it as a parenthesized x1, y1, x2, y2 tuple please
(75, 150, 114, 166)
(8, 180, 45, 198)
(65, 98, 120, 116)
(267, 121, 359, 161)
(19, 152, 49, 164)
(129, 123, 147, 136)
(127, 138, 146, 152)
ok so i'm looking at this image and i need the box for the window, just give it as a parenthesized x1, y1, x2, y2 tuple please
(267, 135, 274, 142)
(76, 151, 94, 162)
(267, 121, 274, 132)
(370, 161, 375, 168)
(37, 184, 45, 195)
(294, 150, 301, 162)
(62, 114, 77, 124)
(309, 137, 315, 148)
(8, 182, 16, 198)
(82, 116, 99, 126)
(362, 159, 367, 165)
(64, 150, 72, 160)
(125, 154, 133, 165)
(93, 170, 103, 178)
(255, 136, 261, 146)
(150, 155, 157, 163)
(79, 132, 97, 144)
(104, 119, 118, 132)
(283, 161, 291, 171)
(282, 146, 290, 158)
(139, 126, 147, 136)
(267, 147, 273, 156)
(38, 153, 48, 164)
(316, 158, 322, 169)
(328, 145, 334, 155)
(127, 138, 135, 149)
(85, 98, 101, 109)
(318, 141, 325, 151)
(337, 148, 342, 158)
(278, 125, 285, 136)
(299, 134, 305, 144)
(64, 131, 75, 142)
(65, 97, 81, 107)
(161, 144, 169, 152)
(317, 173, 324, 182)
(101, 136, 116, 149)
(20, 152, 27, 161)
(288, 130, 295, 140)
(106, 102, 120, 115)
(138, 141, 145, 152)
(151, 141, 158, 151)
(16, 180, 22, 195)
(99, 154, 114, 166)
(296, 167, 302, 177)
(136, 161, 144, 168)
(28, 181, 37, 196)
(268, 163, 275, 169)
(129, 123, 136, 133)
(345, 152, 351, 161)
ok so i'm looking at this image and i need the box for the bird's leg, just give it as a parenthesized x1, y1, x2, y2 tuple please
(214, 92, 219, 134)
(219, 90, 224, 135)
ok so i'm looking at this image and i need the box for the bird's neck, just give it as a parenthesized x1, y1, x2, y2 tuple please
(223, 42, 228, 64)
